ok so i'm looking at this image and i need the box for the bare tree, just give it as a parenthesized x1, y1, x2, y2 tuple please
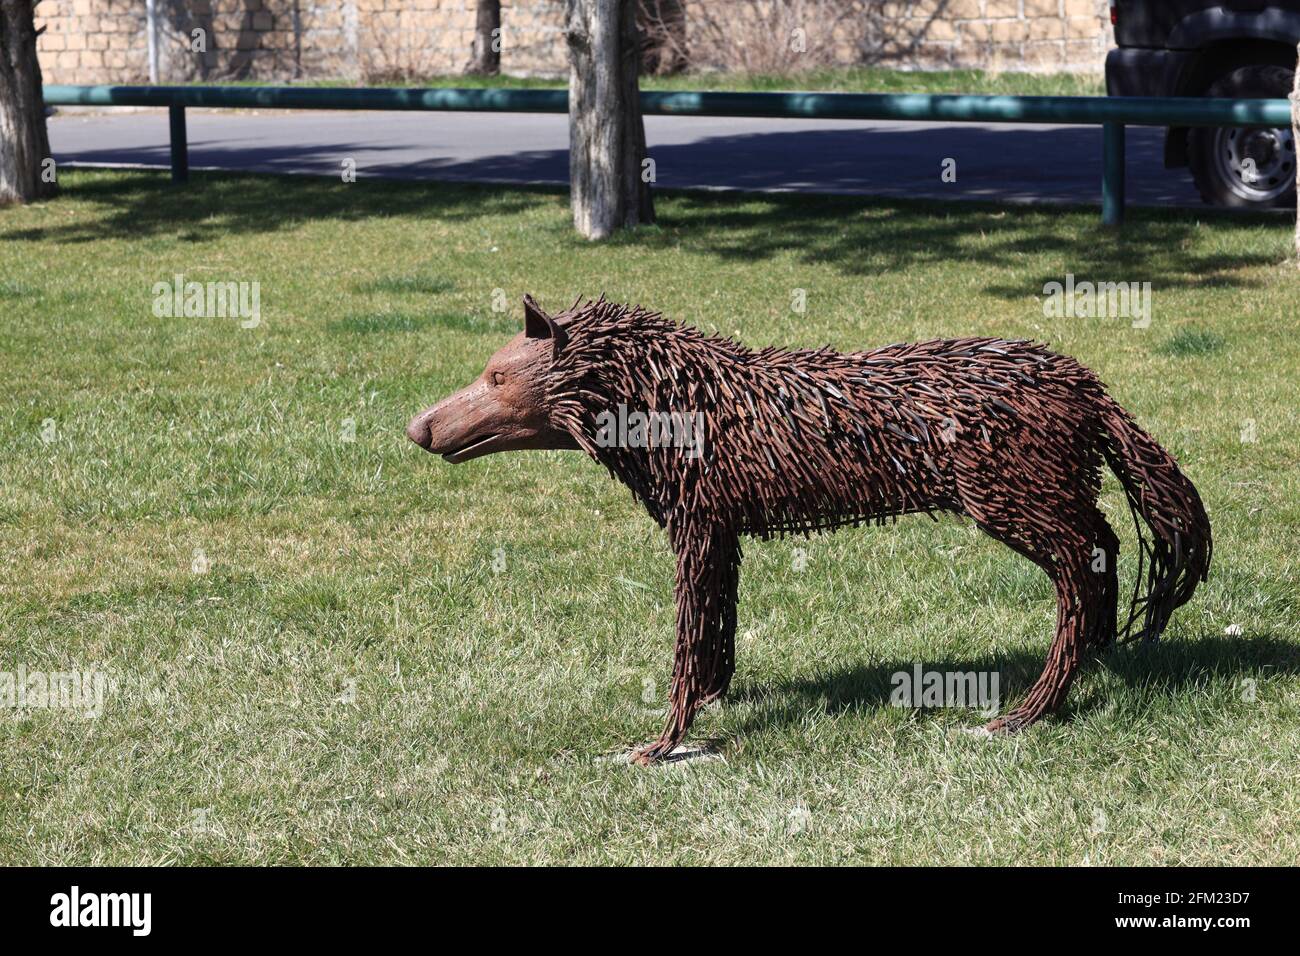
(466, 0, 501, 75)
(639, 0, 940, 76)
(636, 0, 685, 75)
(566, 0, 654, 239)
(0, 0, 54, 205)
(643, 0, 855, 75)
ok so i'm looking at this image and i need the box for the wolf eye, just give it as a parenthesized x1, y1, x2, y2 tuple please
(492, 371, 506, 386)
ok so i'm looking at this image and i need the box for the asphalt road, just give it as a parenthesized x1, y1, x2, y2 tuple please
(47, 108, 1204, 207)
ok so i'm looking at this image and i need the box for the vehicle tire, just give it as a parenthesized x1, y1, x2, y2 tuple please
(1187, 65, 1296, 209)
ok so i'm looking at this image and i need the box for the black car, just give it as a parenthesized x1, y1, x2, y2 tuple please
(1106, 0, 1298, 207)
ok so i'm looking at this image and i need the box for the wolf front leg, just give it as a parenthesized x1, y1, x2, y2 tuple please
(631, 524, 741, 766)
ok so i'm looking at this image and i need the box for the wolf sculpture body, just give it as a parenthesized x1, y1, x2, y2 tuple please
(407, 296, 1212, 764)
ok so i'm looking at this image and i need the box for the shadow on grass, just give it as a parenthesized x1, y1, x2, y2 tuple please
(729, 633, 1299, 736)
(3, 170, 1282, 297)
(634, 189, 1281, 295)
(0, 169, 553, 246)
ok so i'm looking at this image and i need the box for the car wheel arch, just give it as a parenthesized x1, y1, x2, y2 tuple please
(1161, 37, 1298, 169)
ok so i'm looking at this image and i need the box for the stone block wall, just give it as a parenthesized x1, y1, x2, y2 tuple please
(35, 0, 1110, 85)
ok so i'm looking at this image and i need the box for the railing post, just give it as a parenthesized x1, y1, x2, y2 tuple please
(168, 104, 188, 184)
(1102, 121, 1125, 226)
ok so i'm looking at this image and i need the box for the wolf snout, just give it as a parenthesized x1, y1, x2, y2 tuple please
(406, 412, 433, 450)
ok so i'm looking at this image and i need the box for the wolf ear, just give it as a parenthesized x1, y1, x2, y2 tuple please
(523, 294, 567, 359)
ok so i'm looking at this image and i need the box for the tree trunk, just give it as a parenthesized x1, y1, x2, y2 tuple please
(566, 0, 654, 240)
(466, 0, 501, 76)
(0, 0, 55, 205)
(1293, 44, 1300, 263)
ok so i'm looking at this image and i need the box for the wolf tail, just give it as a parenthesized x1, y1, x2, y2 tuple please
(1099, 396, 1212, 643)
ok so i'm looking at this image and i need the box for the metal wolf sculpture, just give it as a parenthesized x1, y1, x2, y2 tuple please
(407, 296, 1212, 764)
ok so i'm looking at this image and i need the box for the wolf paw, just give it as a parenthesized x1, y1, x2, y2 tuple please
(628, 740, 721, 765)
(629, 740, 674, 766)
(983, 713, 1031, 735)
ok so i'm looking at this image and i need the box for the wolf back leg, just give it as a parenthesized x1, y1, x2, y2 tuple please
(967, 496, 1118, 733)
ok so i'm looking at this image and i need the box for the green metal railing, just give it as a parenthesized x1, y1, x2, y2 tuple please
(43, 84, 1296, 225)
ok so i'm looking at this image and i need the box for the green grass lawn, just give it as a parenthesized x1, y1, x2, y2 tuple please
(205, 66, 1106, 97)
(1, 171, 1297, 865)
